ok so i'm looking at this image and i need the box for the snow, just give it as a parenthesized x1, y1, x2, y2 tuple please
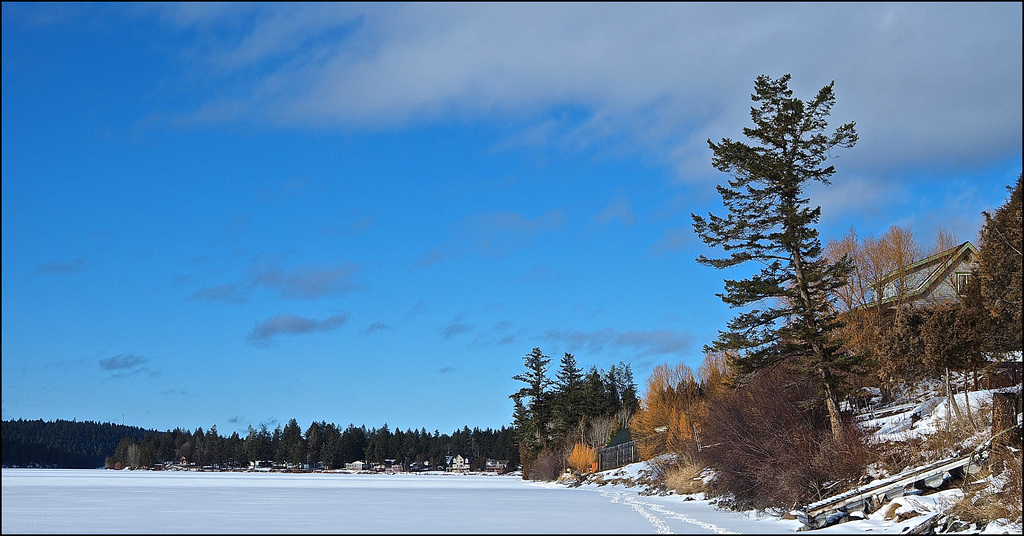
(861, 385, 1021, 448)
(2, 468, 799, 534)
(4, 359, 1020, 534)
(0, 465, 999, 534)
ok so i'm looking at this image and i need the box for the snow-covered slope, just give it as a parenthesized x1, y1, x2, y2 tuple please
(563, 364, 1022, 534)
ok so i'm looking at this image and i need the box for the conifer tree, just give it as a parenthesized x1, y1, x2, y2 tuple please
(280, 418, 305, 466)
(615, 361, 639, 415)
(510, 347, 552, 475)
(977, 174, 1022, 351)
(552, 352, 585, 436)
(304, 421, 323, 468)
(692, 74, 859, 441)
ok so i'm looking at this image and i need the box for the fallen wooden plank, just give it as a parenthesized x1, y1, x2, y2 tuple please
(797, 452, 982, 530)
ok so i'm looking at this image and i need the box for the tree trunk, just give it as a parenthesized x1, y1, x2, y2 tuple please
(796, 250, 844, 443)
(962, 375, 976, 431)
(822, 378, 844, 443)
(944, 368, 964, 427)
(991, 392, 1021, 448)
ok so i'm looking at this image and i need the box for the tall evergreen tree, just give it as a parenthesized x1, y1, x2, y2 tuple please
(510, 347, 552, 474)
(551, 352, 585, 437)
(320, 423, 341, 469)
(691, 73, 859, 441)
(616, 361, 639, 415)
(603, 364, 621, 414)
(279, 418, 305, 466)
(977, 174, 1023, 351)
(304, 421, 323, 468)
(581, 366, 608, 417)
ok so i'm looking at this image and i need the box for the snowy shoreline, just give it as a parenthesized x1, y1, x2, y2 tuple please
(6, 463, 1014, 534)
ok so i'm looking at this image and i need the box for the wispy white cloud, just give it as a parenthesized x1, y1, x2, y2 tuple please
(191, 261, 362, 304)
(247, 313, 350, 345)
(252, 263, 361, 300)
(99, 353, 148, 371)
(190, 283, 248, 304)
(440, 313, 474, 340)
(651, 227, 694, 255)
(510, 265, 568, 286)
(99, 353, 158, 379)
(145, 3, 1018, 187)
(34, 258, 87, 275)
(542, 327, 693, 358)
(594, 193, 635, 227)
(418, 209, 565, 265)
(363, 321, 390, 335)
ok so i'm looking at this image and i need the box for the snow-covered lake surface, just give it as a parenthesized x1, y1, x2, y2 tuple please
(2, 468, 805, 534)
(5, 466, 1012, 534)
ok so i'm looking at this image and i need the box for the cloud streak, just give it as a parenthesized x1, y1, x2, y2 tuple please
(99, 353, 149, 371)
(252, 264, 361, 300)
(419, 209, 565, 265)
(154, 3, 1019, 183)
(98, 353, 157, 379)
(34, 258, 87, 275)
(594, 193, 636, 227)
(542, 327, 693, 358)
(247, 313, 350, 345)
(191, 262, 361, 304)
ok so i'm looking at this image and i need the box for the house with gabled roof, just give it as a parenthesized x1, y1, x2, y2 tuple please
(861, 241, 980, 309)
(485, 459, 509, 473)
(447, 454, 472, 473)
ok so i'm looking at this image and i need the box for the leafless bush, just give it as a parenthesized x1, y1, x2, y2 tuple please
(529, 448, 565, 481)
(665, 462, 707, 496)
(582, 415, 616, 448)
(872, 436, 931, 476)
(951, 446, 1023, 526)
(698, 366, 872, 510)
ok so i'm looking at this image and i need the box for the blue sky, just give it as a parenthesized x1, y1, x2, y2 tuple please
(3, 3, 1021, 436)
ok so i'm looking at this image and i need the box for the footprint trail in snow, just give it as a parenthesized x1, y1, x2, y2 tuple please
(594, 487, 739, 534)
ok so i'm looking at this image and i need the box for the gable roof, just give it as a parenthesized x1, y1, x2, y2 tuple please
(862, 241, 979, 309)
(606, 427, 632, 448)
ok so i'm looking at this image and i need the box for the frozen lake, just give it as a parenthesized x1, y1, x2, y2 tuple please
(2, 468, 801, 534)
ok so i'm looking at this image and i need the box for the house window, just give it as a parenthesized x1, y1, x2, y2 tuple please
(956, 273, 971, 295)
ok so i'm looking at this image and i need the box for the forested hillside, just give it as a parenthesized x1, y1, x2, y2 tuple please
(2, 419, 153, 468)
(2, 417, 518, 472)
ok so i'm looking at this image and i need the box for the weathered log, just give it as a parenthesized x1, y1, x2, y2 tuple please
(991, 391, 1022, 448)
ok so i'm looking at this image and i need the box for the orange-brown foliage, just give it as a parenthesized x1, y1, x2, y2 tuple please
(630, 353, 737, 461)
(567, 443, 597, 474)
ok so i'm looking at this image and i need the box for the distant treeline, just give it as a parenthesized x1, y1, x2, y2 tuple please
(2, 419, 152, 468)
(2, 418, 518, 471)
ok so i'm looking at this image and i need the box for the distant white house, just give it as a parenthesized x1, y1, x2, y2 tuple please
(345, 460, 370, 471)
(485, 459, 509, 473)
(448, 454, 472, 473)
(862, 241, 980, 309)
(249, 460, 273, 472)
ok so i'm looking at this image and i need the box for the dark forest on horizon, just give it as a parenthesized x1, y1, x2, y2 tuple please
(2, 417, 519, 471)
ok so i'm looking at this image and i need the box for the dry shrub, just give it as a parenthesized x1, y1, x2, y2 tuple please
(567, 443, 597, 474)
(665, 461, 707, 496)
(951, 446, 1023, 526)
(582, 415, 617, 449)
(871, 436, 931, 477)
(665, 411, 699, 462)
(529, 448, 565, 481)
(697, 350, 732, 396)
(630, 363, 701, 460)
(698, 366, 873, 511)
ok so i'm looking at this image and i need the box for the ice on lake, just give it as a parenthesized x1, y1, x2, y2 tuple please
(2, 468, 802, 534)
